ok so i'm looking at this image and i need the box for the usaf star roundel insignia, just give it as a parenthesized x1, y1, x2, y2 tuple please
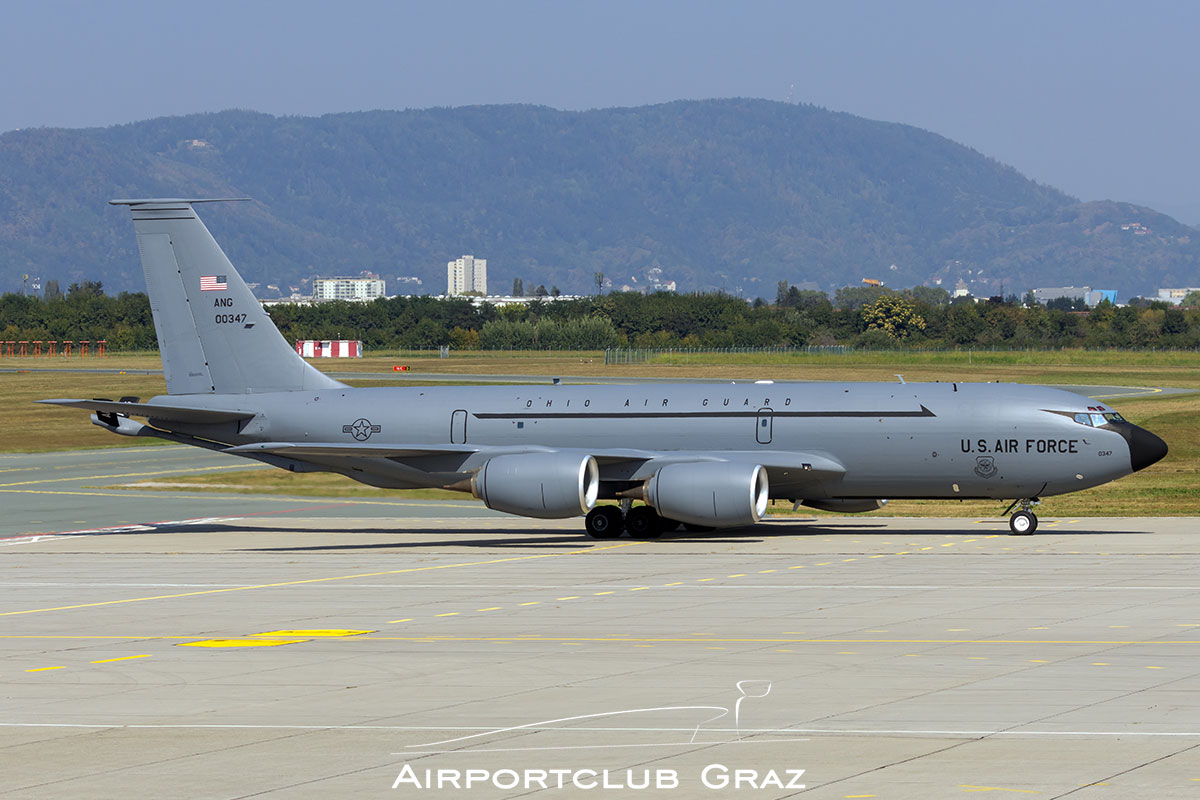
(343, 418, 382, 441)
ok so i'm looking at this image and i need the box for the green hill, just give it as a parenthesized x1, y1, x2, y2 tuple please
(1, 100, 1195, 299)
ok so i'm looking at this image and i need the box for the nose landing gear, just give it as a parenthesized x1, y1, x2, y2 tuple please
(1003, 498, 1040, 535)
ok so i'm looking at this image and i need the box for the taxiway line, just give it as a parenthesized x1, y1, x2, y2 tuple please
(0, 541, 642, 617)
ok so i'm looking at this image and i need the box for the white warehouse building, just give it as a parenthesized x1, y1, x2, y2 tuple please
(447, 255, 487, 296)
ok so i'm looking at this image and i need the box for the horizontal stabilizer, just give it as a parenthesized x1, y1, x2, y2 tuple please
(39, 398, 255, 425)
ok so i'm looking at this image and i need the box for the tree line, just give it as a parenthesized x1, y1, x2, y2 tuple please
(3, 283, 1200, 352)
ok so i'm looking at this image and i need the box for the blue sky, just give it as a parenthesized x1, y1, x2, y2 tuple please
(4, 0, 1198, 223)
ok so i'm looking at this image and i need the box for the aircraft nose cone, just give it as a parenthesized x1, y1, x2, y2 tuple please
(1126, 424, 1168, 472)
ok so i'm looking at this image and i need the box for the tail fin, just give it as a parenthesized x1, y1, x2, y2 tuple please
(111, 198, 343, 395)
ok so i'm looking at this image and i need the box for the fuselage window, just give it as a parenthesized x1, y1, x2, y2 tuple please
(1073, 413, 1093, 426)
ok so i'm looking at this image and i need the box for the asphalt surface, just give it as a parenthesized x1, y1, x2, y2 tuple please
(3, 447, 1200, 798)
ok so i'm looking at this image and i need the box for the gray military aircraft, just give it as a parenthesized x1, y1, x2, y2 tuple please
(42, 199, 1168, 537)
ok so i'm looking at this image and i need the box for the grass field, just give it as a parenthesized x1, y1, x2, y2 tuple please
(4, 350, 1196, 516)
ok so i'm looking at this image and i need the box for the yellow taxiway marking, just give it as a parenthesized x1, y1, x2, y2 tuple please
(758, 569, 776, 573)
(557, 596, 580, 601)
(593, 591, 615, 595)
(387, 618, 413, 624)
(251, 629, 373, 637)
(435, 612, 459, 617)
(628, 586, 648, 591)
(90, 655, 151, 663)
(519, 602, 540, 606)
(26, 666, 65, 672)
(477, 607, 501, 612)
(664, 581, 684, 586)
(0, 541, 640, 617)
(728, 573, 747, 578)
(959, 786, 1039, 794)
(178, 638, 308, 648)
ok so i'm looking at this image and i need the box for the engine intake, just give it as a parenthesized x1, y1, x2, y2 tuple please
(645, 462, 769, 528)
(472, 453, 599, 519)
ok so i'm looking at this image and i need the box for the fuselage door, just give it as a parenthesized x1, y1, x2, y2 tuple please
(756, 407, 773, 444)
(450, 409, 468, 444)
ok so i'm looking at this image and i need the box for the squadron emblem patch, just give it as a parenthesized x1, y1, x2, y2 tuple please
(974, 455, 998, 479)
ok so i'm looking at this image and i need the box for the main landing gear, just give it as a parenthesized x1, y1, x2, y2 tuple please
(1003, 498, 1040, 535)
(584, 504, 703, 539)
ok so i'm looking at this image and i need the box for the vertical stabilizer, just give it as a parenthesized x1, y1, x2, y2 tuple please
(111, 198, 344, 395)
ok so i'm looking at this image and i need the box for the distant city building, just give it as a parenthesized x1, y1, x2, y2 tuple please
(1032, 286, 1088, 304)
(952, 279, 971, 298)
(1032, 286, 1117, 308)
(312, 276, 386, 301)
(1084, 289, 1117, 307)
(1157, 287, 1200, 305)
(447, 255, 487, 296)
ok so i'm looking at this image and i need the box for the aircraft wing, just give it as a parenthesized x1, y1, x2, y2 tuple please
(223, 441, 844, 486)
(225, 441, 484, 458)
(38, 398, 256, 424)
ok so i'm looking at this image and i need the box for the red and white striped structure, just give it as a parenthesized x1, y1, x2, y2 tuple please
(295, 339, 362, 358)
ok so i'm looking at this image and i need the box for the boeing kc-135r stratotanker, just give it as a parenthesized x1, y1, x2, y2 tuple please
(43, 199, 1168, 537)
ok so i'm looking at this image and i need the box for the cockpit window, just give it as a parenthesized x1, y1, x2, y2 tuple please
(1071, 411, 1126, 427)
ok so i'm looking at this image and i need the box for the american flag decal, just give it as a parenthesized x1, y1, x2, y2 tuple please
(200, 274, 228, 291)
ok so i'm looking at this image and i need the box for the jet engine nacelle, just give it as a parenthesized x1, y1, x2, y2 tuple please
(472, 452, 600, 519)
(646, 462, 769, 528)
(800, 498, 888, 513)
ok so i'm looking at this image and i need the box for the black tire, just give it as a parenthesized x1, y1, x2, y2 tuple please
(585, 506, 624, 539)
(625, 506, 664, 539)
(1009, 510, 1038, 535)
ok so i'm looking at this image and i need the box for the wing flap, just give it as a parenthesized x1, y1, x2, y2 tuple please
(39, 398, 255, 424)
(225, 441, 483, 458)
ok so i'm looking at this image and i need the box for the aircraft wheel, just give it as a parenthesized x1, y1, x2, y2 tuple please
(625, 506, 664, 539)
(585, 506, 624, 539)
(682, 522, 715, 533)
(1009, 510, 1038, 535)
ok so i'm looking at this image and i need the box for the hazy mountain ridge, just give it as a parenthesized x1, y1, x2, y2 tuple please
(0, 100, 1195, 297)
